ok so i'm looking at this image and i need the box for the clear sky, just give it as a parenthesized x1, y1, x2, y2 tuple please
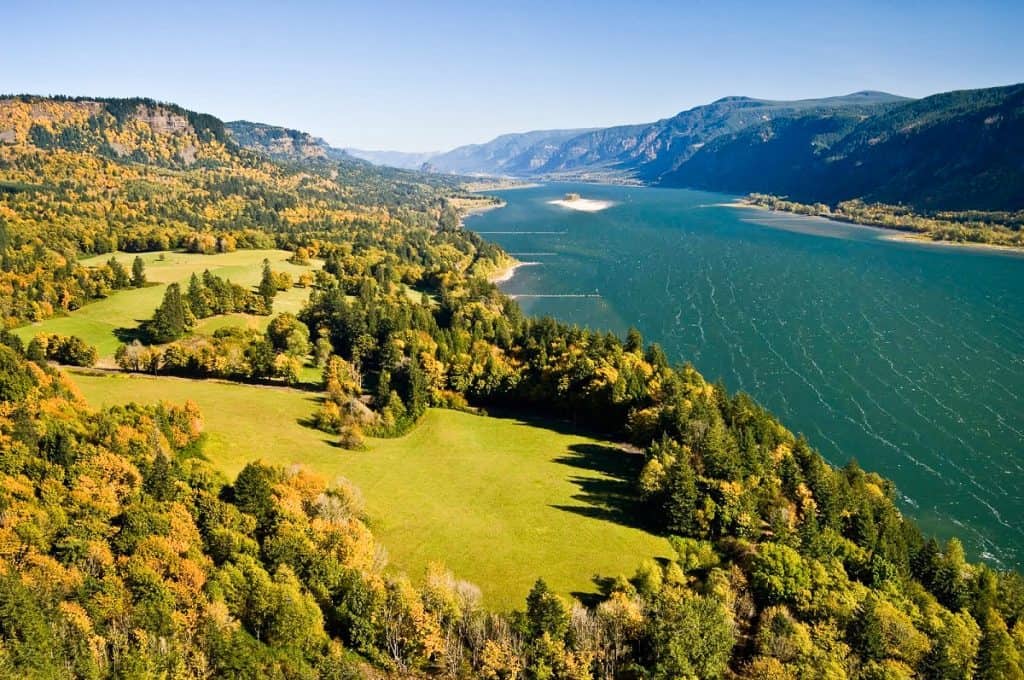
(3, 0, 1021, 151)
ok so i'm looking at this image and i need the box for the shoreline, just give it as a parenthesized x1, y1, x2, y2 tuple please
(722, 199, 1024, 255)
(463, 199, 506, 218)
(488, 260, 539, 284)
(464, 180, 541, 193)
(457, 199, 507, 230)
(876, 230, 1024, 255)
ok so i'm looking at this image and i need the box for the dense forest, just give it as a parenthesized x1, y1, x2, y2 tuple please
(1, 95, 1023, 679)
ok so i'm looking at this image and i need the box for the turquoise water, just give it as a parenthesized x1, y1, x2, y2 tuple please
(468, 182, 1024, 568)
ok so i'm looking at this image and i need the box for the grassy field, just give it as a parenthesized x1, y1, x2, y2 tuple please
(13, 250, 319, 360)
(70, 370, 669, 609)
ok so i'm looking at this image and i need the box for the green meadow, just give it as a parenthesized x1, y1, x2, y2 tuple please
(70, 370, 670, 609)
(13, 250, 319, 360)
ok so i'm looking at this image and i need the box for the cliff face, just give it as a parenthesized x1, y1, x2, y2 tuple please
(0, 96, 232, 167)
(225, 120, 335, 161)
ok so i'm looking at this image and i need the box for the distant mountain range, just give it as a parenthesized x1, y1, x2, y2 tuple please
(316, 84, 1023, 211)
(343, 148, 439, 169)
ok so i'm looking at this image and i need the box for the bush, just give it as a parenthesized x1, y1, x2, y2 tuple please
(337, 424, 366, 450)
(31, 334, 98, 367)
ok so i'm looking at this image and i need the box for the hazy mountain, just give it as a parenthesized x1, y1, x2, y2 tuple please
(419, 85, 1022, 210)
(426, 92, 906, 180)
(343, 148, 439, 169)
(426, 128, 598, 175)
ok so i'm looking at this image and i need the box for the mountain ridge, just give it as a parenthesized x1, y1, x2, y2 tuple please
(334, 85, 1022, 211)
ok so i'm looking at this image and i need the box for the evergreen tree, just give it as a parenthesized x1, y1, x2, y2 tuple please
(149, 283, 193, 343)
(258, 258, 277, 305)
(186, 273, 211, 318)
(666, 454, 700, 537)
(131, 255, 147, 287)
(700, 413, 743, 480)
(375, 369, 391, 406)
(525, 579, 569, 640)
(108, 257, 130, 288)
(625, 327, 643, 353)
(978, 611, 1024, 680)
(144, 452, 175, 502)
(405, 354, 429, 419)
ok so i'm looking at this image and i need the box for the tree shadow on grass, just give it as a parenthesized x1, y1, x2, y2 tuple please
(550, 443, 660, 534)
(113, 322, 150, 344)
(571, 575, 621, 607)
(296, 394, 327, 430)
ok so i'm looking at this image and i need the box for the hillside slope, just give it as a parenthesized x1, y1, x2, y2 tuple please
(425, 127, 597, 175)
(662, 83, 1024, 210)
(363, 84, 1021, 210)
(225, 119, 341, 161)
(418, 91, 904, 181)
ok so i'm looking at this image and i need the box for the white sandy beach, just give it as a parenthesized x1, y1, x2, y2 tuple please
(489, 261, 540, 284)
(547, 198, 615, 212)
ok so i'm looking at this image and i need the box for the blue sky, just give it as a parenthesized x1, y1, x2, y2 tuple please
(3, 1, 1021, 151)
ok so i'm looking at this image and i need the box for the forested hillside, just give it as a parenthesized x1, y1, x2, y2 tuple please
(2, 95, 1024, 679)
(392, 84, 1024, 212)
(664, 83, 1024, 211)
(225, 119, 342, 162)
(0, 95, 491, 328)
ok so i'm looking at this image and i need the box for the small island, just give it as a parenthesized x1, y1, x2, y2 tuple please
(547, 192, 616, 212)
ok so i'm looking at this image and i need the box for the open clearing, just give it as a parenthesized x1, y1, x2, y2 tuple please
(69, 370, 670, 609)
(13, 250, 319, 359)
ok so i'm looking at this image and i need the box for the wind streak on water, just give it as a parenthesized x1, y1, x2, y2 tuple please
(468, 183, 1024, 569)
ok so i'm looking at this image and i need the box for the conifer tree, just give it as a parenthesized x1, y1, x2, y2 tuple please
(186, 273, 211, 318)
(149, 283, 193, 343)
(258, 258, 277, 306)
(131, 255, 147, 287)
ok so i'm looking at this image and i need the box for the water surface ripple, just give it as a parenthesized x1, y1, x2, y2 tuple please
(470, 183, 1024, 568)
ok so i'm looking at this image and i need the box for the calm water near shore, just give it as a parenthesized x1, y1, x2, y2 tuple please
(469, 182, 1024, 568)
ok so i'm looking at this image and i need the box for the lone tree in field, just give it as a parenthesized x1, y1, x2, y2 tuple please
(131, 256, 147, 287)
(149, 283, 193, 343)
(258, 259, 277, 306)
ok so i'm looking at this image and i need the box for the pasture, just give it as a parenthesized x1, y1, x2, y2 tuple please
(13, 249, 319, 360)
(70, 370, 669, 609)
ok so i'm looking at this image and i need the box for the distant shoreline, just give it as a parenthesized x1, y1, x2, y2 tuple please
(722, 199, 1024, 255)
(463, 200, 506, 218)
(464, 179, 541, 192)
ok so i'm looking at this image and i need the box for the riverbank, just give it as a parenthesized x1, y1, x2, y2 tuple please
(726, 198, 1024, 255)
(463, 179, 541, 192)
(488, 260, 541, 284)
(735, 195, 1024, 252)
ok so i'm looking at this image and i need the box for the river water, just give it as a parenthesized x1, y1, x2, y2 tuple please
(469, 182, 1024, 568)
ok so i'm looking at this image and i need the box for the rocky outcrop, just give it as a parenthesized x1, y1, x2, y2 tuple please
(131, 105, 190, 135)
